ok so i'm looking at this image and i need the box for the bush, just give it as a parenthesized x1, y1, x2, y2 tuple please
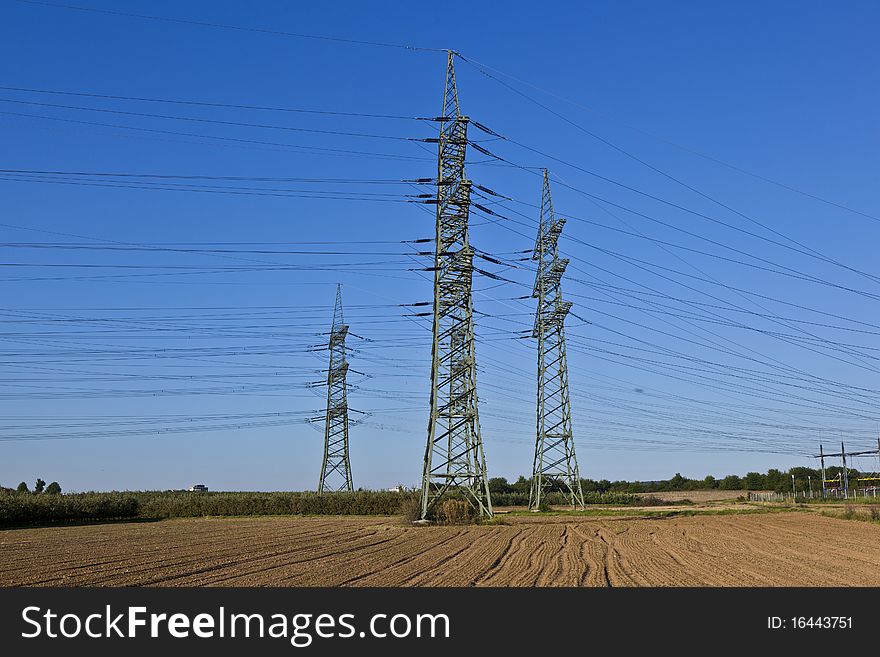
(16, 482, 29, 494)
(437, 499, 475, 525)
(45, 482, 62, 495)
(399, 496, 422, 523)
(870, 507, 879, 521)
(843, 505, 856, 519)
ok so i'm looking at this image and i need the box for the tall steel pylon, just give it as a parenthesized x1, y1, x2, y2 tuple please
(318, 284, 353, 493)
(530, 170, 585, 510)
(419, 51, 493, 520)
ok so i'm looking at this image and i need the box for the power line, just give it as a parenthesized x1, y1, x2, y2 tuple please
(14, 0, 447, 52)
(0, 86, 440, 121)
(456, 51, 880, 225)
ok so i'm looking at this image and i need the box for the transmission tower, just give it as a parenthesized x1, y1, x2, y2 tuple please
(530, 170, 585, 510)
(419, 51, 493, 520)
(318, 284, 353, 493)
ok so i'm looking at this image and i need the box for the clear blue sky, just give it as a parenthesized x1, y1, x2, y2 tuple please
(2, 1, 879, 491)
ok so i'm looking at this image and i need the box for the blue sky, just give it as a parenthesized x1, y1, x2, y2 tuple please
(1, 1, 879, 491)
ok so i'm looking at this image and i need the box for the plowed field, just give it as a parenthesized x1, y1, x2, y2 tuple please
(3, 512, 879, 586)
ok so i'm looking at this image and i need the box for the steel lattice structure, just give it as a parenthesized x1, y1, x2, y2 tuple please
(530, 171, 585, 510)
(419, 52, 493, 520)
(318, 284, 354, 493)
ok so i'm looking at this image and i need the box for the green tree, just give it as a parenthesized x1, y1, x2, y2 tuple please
(580, 478, 600, 492)
(488, 477, 513, 495)
(16, 482, 29, 493)
(34, 478, 46, 494)
(669, 473, 688, 490)
(45, 482, 62, 495)
(703, 475, 717, 489)
(720, 475, 743, 490)
(766, 469, 785, 491)
(511, 476, 531, 494)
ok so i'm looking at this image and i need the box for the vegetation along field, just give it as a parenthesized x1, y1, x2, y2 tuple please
(4, 501, 880, 587)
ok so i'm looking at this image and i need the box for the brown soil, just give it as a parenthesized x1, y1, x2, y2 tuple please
(3, 512, 879, 587)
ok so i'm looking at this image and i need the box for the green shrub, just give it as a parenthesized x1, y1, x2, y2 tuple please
(0, 492, 139, 526)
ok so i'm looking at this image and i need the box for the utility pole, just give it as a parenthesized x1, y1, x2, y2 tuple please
(841, 441, 849, 499)
(529, 170, 585, 511)
(419, 51, 492, 520)
(318, 284, 353, 493)
(791, 474, 795, 499)
(819, 443, 826, 499)
(808, 475, 812, 498)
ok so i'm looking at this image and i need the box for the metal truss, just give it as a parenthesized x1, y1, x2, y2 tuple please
(419, 51, 493, 520)
(318, 284, 354, 493)
(530, 170, 585, 510)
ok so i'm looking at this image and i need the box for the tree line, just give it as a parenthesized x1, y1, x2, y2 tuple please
(489, 465, 869, 496)
(1, 478, 62, 495)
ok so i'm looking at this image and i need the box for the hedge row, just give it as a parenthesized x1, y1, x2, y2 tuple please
(135, 491, 417, 519)
(0, 492, 139, 526)
(491, 491, 640, 506)
(0, 488, 644, 527)
(0, 490, 417, 526)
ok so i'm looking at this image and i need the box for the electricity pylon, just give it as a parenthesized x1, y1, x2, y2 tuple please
(530, 170, 585, 510)
(419, 51, 493, 520)
(318, 284, 353, 493)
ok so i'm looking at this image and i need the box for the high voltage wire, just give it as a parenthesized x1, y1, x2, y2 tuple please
(3, 14, 877, 462)
(0, 111, 433, 162)
(13, 0, 448, 52)
(470, 136, 880, 290)
(454, 53, 880, 226)
(3, 241, 876, 404)
(0, 169, 434, 183)
(0, 98, 435, 141)
(0, 86, 440, 121)
(468, 197, 880, 376)
(21, 0, 876, 226)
